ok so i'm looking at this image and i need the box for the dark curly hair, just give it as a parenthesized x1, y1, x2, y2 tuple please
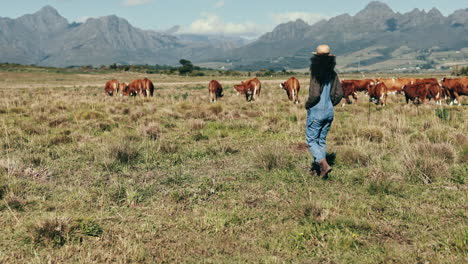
(310, 55, 336, 86)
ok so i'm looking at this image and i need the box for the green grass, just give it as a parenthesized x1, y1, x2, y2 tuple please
(0, 71, 467, 263)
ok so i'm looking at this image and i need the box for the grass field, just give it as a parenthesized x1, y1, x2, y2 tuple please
(0, 71, 467, 263)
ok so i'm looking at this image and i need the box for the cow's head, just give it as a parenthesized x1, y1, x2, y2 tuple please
(106, 90, 114, 96)
(367, 82, 379, 104)
(118, 82, 127, 96)
(234, 83, 246, 95)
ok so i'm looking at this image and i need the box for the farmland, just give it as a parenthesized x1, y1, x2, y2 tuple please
(0, 70, 467, 263)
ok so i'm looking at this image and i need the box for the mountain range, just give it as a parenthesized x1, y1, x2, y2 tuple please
(0, 1, 467, 71)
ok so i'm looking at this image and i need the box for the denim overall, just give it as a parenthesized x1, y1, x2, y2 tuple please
(305, 80, 334, 163)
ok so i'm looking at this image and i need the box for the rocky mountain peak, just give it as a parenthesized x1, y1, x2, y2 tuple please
(259, 19, 311, 42)
(355, 1, 394, 18)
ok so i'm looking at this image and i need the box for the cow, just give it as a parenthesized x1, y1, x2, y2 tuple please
(234, 78, 262, 101)
(280, 77, 300, 104)
(208, 80, 223, 103)
(122, 79, 154, 97)
(104, 79, 119, 96)
(377, 78, 415, 94)
(368, 82, 388, 106)
(441, 77, 468, 106)
(118, 82, 128, 96)
(340, 80, 358, 106)
(123, 79, 143, 96)
(346, 79, 375, 92)
(402, 83, 428, 105)
(141, 78, 155, 97)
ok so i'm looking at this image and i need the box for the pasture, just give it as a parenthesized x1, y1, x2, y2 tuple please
(0, 71, 467, 263)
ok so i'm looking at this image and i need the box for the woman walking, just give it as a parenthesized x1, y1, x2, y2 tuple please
(305, 45, 343, 178)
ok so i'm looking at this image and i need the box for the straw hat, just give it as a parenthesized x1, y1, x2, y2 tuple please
(312, 44, 334, 56)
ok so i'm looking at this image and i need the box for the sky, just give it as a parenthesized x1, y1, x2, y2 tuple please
(1, 0, 467, 37)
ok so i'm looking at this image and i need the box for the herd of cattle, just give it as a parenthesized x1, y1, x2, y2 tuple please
(105, 76, 467, 106)
(342, 77, 468, 106)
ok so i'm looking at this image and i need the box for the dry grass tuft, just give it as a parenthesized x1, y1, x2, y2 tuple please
(337, 146, 371, 167)
(359, 126, 384, 143)
(208, 104, 223, 115)
(140, 123, 161, 140)
(29, 218, 70, 247)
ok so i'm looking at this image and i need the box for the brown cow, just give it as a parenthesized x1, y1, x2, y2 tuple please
(345, 79, 375, 92)
(118, 82, 128, 96)
(123, 79, 143, 96)
(141, 78, 155, 97)
(122, 78, 154, 97)
(104, 79, 119, 96)
(368, 82, 388, 106)
(378, 78, 415, 94)
(208, 80, 223, 102)
(280, 77, 300, 104)
(441, 77, 468, 106)
(340, 80, 358, 106)
(234, 77, 262, 101)
(402, 83, 428, 105)
(425, 83, 443, 105)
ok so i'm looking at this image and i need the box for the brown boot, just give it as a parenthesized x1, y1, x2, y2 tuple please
(318, 159, 332, 178)
(310, 162, 320, 176)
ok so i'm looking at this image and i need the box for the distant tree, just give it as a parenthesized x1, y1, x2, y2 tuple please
(461, 66, 468, 76)
(386, 18, 398, 32)
(110, 63, 117, 70)
(178, 59, 194, 75)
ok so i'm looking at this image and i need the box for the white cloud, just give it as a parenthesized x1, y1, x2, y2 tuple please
(271, 12, 328, 25)
(214, 0, 225, 8)
(122, 0, 152, 7)
(181, 13, 266, 37)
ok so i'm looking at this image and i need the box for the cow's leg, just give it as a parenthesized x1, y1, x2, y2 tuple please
(353, 92, 358, 104)
(454, 92, 461, 106)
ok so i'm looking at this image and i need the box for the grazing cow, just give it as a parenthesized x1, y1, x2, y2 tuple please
(378, 78, 415, 94)
(208, 80, 223, 103)
(441, 77, 468, 106)
(368, 82, 388, 106)
(123, 79, 143, 96)
(425, 83, 443, 105)
(340, 80, 358, 106)
(414, 78, 439, 85)
(104, 79, 119, 96)
(118, 82, 128, 96)
(234, 78, 262, 101)
(402, 83, 428, 104)
(280, 77, 300, 104)
(141, 78, 155, 97)
(346, 79, 375, 92)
